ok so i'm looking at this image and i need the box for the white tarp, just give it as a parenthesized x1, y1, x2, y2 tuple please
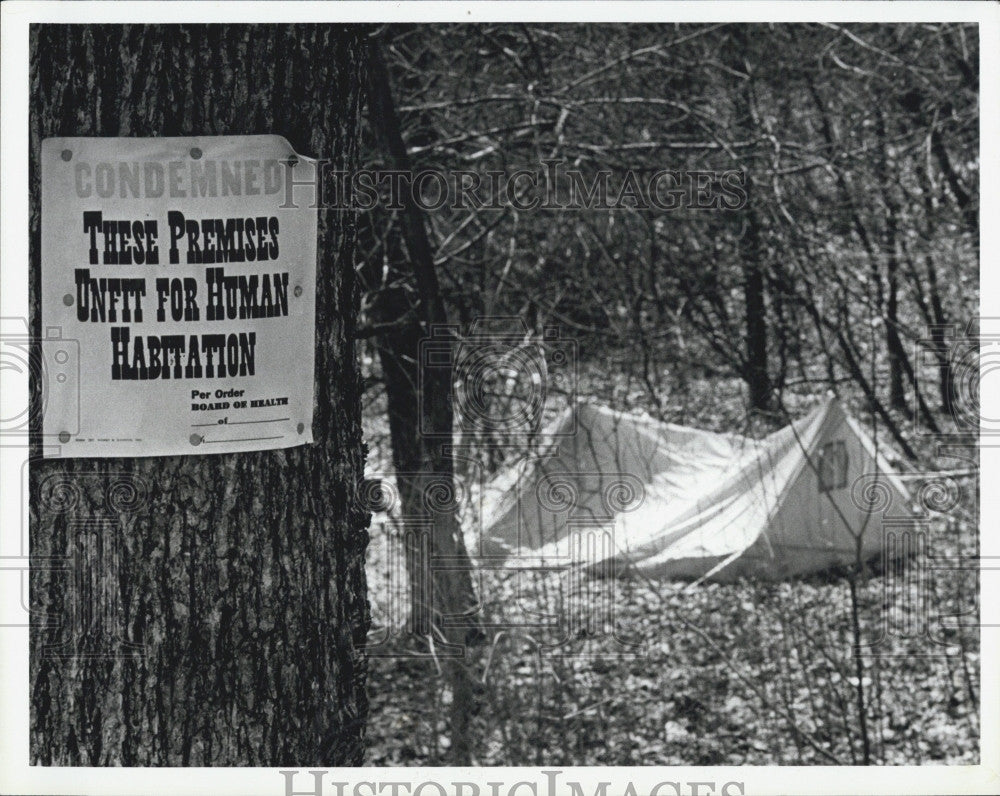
(479, 398, 915, 582)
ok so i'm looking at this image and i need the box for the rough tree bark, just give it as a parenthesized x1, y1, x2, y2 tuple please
(30, 24, 371, 766)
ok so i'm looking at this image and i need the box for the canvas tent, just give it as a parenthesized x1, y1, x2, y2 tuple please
(478, 398, 915, 582)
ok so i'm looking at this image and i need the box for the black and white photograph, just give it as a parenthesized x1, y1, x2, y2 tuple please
(0, 3, 996, 795)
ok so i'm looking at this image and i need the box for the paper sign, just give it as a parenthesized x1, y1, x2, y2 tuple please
(41, 136, 318, 457)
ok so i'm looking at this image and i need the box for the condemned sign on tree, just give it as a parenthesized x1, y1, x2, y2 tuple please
(41, 135, 318, 457)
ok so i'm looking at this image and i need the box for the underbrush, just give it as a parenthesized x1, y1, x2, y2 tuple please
(363, 514, 979, 766)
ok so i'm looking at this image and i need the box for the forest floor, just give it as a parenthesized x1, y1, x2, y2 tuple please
(361, 489, 979, 764)
(362, 548, 979, 766)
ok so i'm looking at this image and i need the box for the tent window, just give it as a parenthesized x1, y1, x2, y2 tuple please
(818, 441, 848, 492)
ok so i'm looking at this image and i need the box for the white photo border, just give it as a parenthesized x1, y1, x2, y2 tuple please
(1, 3, 997, 794)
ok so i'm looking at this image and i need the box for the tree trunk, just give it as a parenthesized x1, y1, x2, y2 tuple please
(356, 224, 430, 634)
(364, 35, 484, 766)
(30, 24, 371, 766)
(726, 29, 771, 415)
(876, 110, 908, 412)
(742, 199, 772, 415)
(914, 162, 959, 415)
(365, 36, 482, 643)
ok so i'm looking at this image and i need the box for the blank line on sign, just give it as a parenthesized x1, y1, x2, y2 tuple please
(191, 418, 289, 427)
(203, 436, 284, 444)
